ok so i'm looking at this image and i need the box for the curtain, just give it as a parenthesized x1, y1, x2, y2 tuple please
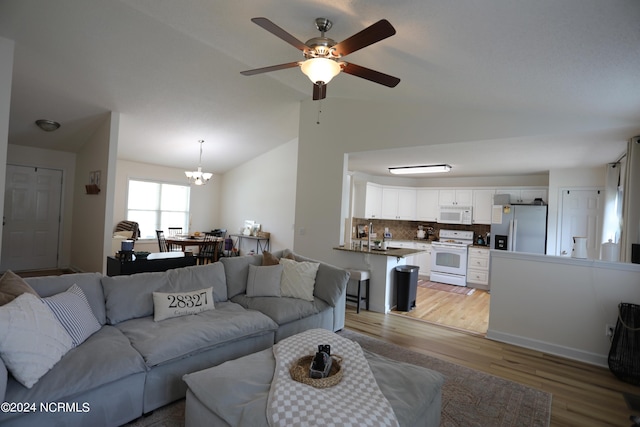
(620, 136, 640, 262)
(601, 163, 621, 258)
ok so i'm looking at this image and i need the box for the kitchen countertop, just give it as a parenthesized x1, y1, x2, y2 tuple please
(333, 246, 428, 258)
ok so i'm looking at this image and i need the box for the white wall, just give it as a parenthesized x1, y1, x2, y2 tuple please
(219, 139, 297, 254)
(7, 145, 76, 268)
(113, 158, 222, 246)
(70, 114, 113, 272)
(0, 37, 14, 260)
(488, 251, 640, 366)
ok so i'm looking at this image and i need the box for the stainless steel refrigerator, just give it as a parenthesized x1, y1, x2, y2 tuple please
(490, 203, 548, 254)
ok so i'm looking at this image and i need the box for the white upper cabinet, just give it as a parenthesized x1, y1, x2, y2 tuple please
(438, 189, 473, 206)
(381, 187, 416, 220)
(354, 182, 383, 218)
(472, 189, 495, 224)
(365, 183, 383, 218)
(495, 188, 548, 204)
(416, 189, 440, 222)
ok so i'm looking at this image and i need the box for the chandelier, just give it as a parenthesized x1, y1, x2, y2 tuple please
(185, 140, 213, 186)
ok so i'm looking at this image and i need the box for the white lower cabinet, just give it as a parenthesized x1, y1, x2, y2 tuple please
(466, 246, 490, 289)
(414, 242, 432, 278)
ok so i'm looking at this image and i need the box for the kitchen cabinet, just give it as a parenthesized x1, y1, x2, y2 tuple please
(466, 246, 490, 289)
(414, 242, 432, 277)
(354, 182, 383, 218)
(495, 188, 547, 204)
(416, 189, 439, 222)
(472, 189, 495, 224)
(439, 189, 473, 206)
(381, 187, 416, 220)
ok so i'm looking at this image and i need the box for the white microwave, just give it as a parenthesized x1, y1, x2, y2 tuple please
(438, 206, 473, 225)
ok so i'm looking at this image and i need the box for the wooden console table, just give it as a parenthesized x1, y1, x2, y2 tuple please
(230, 234, 270, 255)
(106, 252, 197, 276)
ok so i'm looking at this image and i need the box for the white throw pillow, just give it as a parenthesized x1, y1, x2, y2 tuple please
(246, 264, 283, 297)
(279, 258, 319, 302)
(0, 293, 73, 388)
(153, 287, 214, 322)
(43, 284, 101, 347)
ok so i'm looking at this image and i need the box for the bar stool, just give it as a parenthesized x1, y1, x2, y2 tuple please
(345, 269, 370, 314)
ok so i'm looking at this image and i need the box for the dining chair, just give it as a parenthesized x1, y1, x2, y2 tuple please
(156, 230, 169, 252)
(168, 227, 183, 236)
(195, 233, 221, 265)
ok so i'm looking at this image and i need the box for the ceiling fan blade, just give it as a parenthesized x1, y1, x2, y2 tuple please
(342, 63, 400, 87)
(251, 17, 308, 51)
(240, 62, 300, 76)
(312, 83, 327, 100)
(332, 19, 396, 57)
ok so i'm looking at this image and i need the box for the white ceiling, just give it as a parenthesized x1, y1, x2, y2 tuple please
(1, 0, 639, 178)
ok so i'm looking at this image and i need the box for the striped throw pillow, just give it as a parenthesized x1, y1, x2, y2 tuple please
(43, 285, 101, 347)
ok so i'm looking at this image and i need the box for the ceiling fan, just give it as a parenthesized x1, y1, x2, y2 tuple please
(240, 17, 401, 100)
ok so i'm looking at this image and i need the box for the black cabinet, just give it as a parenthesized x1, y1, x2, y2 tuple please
(107, 253, 197, 276)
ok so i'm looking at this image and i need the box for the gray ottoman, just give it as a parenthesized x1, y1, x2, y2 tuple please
(183, 347, 444, 427)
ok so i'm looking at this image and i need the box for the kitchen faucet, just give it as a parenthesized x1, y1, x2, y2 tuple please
(368, 222, 373, 250)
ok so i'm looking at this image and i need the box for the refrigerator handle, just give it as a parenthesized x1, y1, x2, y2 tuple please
(512, 220, 518, 251)
(508, 220, 514, 251)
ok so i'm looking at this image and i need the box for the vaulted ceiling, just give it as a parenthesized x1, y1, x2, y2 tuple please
(1, 0, 639, 177)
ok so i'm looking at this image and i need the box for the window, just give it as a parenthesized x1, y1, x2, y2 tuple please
(126, 179, 190, 239)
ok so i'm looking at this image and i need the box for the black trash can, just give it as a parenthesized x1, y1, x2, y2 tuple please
(396, 265, 419, 312)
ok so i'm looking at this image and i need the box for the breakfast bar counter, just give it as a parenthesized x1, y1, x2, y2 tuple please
(333, 245, 425, 259)
(333, 245, 428, 313)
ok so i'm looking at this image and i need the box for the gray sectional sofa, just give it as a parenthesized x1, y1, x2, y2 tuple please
(0, 250, 349, 427)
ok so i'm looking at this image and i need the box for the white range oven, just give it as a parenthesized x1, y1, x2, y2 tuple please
(430, 229, 474, 286)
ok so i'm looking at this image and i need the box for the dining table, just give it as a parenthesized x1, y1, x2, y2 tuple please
(165, 235, 224, 262)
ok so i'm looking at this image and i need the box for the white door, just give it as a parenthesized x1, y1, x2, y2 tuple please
(559, 189, 603, 259)
(1, 165, 63, 271)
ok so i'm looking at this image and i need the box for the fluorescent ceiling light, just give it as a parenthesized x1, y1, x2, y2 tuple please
(388, 164, 451, 175)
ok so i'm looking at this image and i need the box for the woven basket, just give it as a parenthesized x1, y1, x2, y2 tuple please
(290, 355, 343, 388)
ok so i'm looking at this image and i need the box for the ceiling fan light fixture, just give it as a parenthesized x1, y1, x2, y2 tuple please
(185, 140, 213, 186)
(389, 164, 452, 175)
(35, 119, 61, 132)
(300, 57, 341, 84)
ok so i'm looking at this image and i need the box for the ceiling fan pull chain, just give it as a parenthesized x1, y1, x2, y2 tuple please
(316, 100, 322, 125)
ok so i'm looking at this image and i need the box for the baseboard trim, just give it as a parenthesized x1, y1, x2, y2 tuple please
(486, 329, 609, 367)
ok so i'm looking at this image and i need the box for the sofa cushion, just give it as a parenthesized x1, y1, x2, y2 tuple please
(153, 287, 215, 321)
(262, 251, 294, 266)
(102, 271, 170, 324)
(220, 255, 263, 298)
(166, 262, 228, 302)
(0, 270, 38, 306)
(26, 272, 107, 325)
(246, 264, 283, 297)
(115, 301, 278, 367)
(279, 258, 319, 302)
(231, 294, 329, 325)
(283, 250, 349, 307)
(0, 293, 73, 388)
(3, 325, 147, 405)
(43, 284, 101, 347)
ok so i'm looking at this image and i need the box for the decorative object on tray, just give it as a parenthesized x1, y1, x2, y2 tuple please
(134, 251, 150, 260)
(290, 344, 343, 388)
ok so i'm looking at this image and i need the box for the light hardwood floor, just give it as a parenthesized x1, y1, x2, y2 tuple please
(391, 283, 491, 335)
(345, 307, 639, 426)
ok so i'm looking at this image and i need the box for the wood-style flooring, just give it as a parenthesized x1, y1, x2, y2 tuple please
(391, 281, 490, 335)
(346, 306, 640, 426)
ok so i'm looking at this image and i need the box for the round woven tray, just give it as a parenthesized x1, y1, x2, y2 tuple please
(289, 355, 343, 388)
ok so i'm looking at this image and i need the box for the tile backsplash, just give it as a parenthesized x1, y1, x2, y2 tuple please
(352, 218, 491, 243)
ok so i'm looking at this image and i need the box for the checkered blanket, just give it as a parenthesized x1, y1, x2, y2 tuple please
(267, 329, 399, 427)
